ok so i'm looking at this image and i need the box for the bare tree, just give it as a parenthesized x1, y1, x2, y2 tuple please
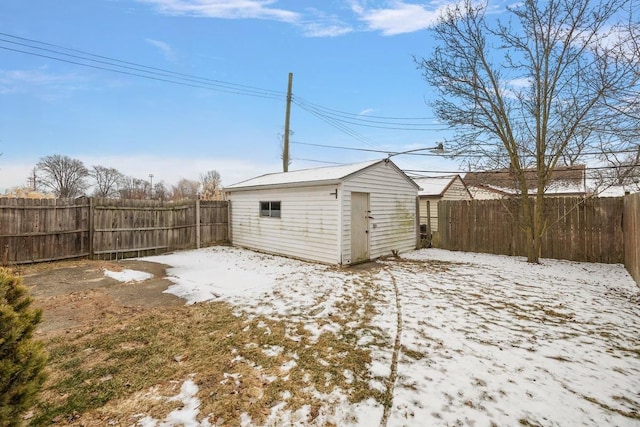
(591, 145, 640, 193)
(36, 155, 89, 198)
(91, 166, 123, 198)
(153, 182, 169, 202)
(171, 178, 200, 201)
(200, 170, 222, 200)
(119, 176, 149, 200)
(416, 0, 640, 262)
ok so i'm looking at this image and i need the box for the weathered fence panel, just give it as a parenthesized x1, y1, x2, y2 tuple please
(92, 198, 194, 259)
(438, 197, 625, 264)
(624, 193, 640, 285)
(0, 197, 90, 264)
(0, 198, 229, 264)
(199, 200, 229, 246)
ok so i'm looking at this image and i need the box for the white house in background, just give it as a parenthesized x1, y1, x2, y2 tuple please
(224, 159, 419, 265)
(594, 184, 639, 197)
(413, 175, 472, 244)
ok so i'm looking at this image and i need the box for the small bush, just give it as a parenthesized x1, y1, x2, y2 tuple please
(0, 268, 48, 426)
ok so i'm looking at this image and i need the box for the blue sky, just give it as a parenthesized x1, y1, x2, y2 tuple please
(0, 0, 467, 192)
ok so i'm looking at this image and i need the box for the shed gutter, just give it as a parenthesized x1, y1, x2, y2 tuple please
(225, 178, 343, 193)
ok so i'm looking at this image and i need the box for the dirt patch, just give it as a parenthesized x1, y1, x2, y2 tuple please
(19, 259, 183, 339)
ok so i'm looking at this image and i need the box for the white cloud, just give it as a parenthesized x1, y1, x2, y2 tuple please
(145, 38, 177, 62)
(301, 22, 353, 38)
(354, 1, 454, 35)
(507, 77, 530, 88)
(138, 0, 463, 37)
(0, 68, 86, 95)
(359, 108, 374, 115)
(137, 0, 300, 23)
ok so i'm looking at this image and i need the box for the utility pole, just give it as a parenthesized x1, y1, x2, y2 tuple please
(149, 173, 154, 199)
(27, 168, 37, 191)
(283, 72, 293, 172)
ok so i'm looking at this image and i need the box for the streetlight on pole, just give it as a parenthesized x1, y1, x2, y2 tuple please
(149, 173, 154, 199)
(385, 143, 445, 161)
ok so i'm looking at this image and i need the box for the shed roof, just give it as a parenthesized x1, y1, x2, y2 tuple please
(225, 159, 418, 191)
(413, 175, 462, 197)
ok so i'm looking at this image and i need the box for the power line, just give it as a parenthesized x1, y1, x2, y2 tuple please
(290, 101, 381, 148)
(0, 32, 438, 159)
(0, 32, 285, 100)
(291, 140, 446, 156)
(293, 97, 450, 131)
(292, 140, 639, 158)
(291, 96, 438, 120)
(404, 163, 640, 175)
(292, 158, 347, 165)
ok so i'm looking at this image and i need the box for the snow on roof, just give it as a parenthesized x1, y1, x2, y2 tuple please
(589, 183, 639, 197)
(224, 159, 382, 190)
(544, 179, 586, 194)
(464, 165, 587, 195)
(413, 175, 458, 197)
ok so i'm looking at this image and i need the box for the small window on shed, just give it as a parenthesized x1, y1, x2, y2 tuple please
(260, 201, 281, 218)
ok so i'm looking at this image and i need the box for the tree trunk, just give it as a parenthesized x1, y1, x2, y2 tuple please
(521, 193, 542, 263)
(527, 231, 541, 263)
(526, 192, 546, 263)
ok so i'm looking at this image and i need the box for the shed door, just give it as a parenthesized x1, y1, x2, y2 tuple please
(350, 192, 370, 263)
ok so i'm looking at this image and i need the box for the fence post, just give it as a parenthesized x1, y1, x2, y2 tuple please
(196, 199, 201, 249)
(89, 197, 94, 260)
(427, 200, 432, 237)
(415, 196, 420, 249)
(227, 201, 232, 244)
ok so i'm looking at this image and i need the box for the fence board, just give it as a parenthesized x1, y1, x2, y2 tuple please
(0, 197, 90, 264)
(438, 197, 625, 264)
(624, 193, 640, 286)
(0, 197, 229, 264)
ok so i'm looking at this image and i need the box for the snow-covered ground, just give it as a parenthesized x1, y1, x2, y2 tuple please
(106, 246, 640, 426)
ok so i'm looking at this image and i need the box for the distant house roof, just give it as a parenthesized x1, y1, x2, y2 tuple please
(225, 159, 420, 191)
(463, 165, 587, 196)
(413, 175, 470, 197)
(589, 182, 640, 197)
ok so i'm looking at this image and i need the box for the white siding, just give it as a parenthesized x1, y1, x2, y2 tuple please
(468, 186, 504, 200)
(228, 185, 340, 264)
(341, 162, 417, 264)
(419, 178, 472, 232)
(418, 197, 439, 231)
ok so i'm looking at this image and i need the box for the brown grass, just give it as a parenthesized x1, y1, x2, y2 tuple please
(33, 295, 379, 426)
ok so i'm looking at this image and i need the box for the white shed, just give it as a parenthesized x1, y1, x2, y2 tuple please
(224, 159, 419, 265)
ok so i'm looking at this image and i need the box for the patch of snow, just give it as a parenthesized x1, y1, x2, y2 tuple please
(303, 322, 342, 344)
(343, 369, 354, 384)
(136, 246, 640, 426)
(280, 359, 297, 373)
(262, 345, 284, 357)
(137, 379, 210, 427)
(103, 269, 152, 283)
(239, 412, 252, 427)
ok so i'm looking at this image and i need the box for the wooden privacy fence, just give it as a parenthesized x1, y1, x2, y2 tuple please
(0, 197, 229, 264)
(438, 197, 625, 264)
(0, 198, 91, 264)
(623, 193, 640, 285)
